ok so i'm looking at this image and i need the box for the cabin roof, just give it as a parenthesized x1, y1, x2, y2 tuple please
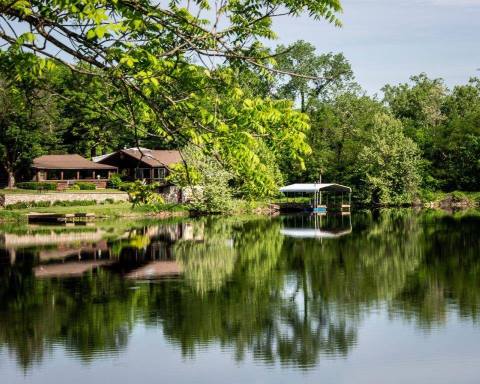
(280, 183, 352, 193)
(32, 154, 117, 170)
(93, 148, 183, 168)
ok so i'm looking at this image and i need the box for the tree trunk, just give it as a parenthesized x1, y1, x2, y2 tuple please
(300, 91, 306, 113)
(7, 169, 15, 188)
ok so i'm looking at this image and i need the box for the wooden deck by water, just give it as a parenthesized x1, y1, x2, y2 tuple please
(27, 212, 96, 223)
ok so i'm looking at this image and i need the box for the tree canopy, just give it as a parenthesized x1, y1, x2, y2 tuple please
(0, 0, 343, 192)
(0, 1, 478, 202)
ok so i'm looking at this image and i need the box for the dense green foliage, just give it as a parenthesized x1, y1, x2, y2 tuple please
(168, 145, 235, 213)
(0, 0, 339, 195)
(123, 180, 163, 207)
(271, 41, 480, 204)
(0, 0, 477, 203)
(355, 113, 422, 204)
(383, 75, 480, 192)
(0, 53, 58, 187)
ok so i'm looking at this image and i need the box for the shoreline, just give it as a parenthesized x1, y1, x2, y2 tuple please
(1, 190, 479, 224)
(2, 202, 479, 225)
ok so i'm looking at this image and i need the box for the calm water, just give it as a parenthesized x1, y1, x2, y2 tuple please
(0, 210, 480, 383)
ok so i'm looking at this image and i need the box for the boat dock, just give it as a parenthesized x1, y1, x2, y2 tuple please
(27, 212, 96, 223)
(279, 182, 352, 214)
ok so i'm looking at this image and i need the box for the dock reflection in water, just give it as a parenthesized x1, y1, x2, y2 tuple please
(1, 210, 480, 384)
(281, 213, 352, 239)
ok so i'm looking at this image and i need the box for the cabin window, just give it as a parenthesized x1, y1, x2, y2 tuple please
(152, 167, 167, 180)
(135, 168, 151, 179)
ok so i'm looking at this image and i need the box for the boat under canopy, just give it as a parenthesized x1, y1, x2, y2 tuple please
(279, 183, 351, 194)
(279, 183, 352, 213)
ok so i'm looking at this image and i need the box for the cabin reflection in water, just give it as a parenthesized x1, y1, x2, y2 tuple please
(0, 221, 204, 280)
(280, 214, 352, 239)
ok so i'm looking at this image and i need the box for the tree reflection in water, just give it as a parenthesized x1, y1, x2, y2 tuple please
(0, 209, 479, 371)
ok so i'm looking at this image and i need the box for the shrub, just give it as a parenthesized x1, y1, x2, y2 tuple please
(35, 201, 52, 208)
(140, 202, 188, 213)
(16, 182, 57, 191)
(107, 173, 123, 189)
(52, 200, 97, 207)
(123, 180, 163, 207)
(449, 191, 468, 203)
(418, 189, 438, 203)
(6, 202, 30, 210)
(68, 184, 81, 190)
(118, 181, 133, 191)
(6, 201, 52, 209)
(168, 146, 234, 213)
(75, 182, 96, 190)
(103, 198, 115, 204)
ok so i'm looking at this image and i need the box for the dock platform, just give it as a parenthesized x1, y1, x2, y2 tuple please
(27, 213, 96, 223)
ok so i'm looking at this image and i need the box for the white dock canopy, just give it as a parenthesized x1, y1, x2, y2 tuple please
(280, 183, 352, 194)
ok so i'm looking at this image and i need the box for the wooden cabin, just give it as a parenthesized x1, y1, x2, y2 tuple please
(93, 148, 182, 184)
(32, 154, 117, 190)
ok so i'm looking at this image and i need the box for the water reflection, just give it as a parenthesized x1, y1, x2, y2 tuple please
(281, 214, 352, 238)
(0, 210, 479, 375)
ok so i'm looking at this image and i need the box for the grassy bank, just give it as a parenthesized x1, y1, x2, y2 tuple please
(1, 191, 478, 224)
(418, 191, 480, 208)
(0, 201, 190, 223)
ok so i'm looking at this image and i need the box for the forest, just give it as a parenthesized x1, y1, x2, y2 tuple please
(0, 0, 479, 206)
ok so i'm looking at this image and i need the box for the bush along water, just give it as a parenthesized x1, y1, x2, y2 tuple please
(123, 180, 164, 207)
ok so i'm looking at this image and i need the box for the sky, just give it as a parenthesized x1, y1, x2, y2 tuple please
(272, 0, 480, 95)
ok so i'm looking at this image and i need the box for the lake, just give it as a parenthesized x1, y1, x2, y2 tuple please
(1, 209, 479, 384)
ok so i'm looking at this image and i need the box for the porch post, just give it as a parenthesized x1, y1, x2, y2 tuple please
(76, 171, 80, 180)
(60, 171, 64, 180)
(92, 170, 96, 179)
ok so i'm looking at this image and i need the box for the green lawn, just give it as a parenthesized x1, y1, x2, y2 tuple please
(0, 201, 191, 223)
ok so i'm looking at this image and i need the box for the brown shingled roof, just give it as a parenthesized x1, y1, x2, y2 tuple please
(32, 155, 117, 170)
(99, 148, 183, 168)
